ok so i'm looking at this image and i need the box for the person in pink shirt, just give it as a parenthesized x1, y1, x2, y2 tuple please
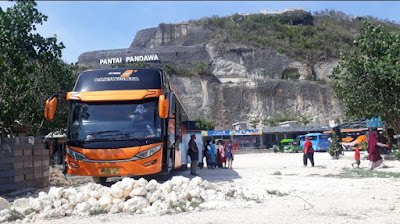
(219, 141, 227, 168)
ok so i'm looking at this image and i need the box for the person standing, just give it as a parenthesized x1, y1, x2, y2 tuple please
(303, 136, 314, 167)
(207, 141, 216, 169)
(214, 140, 221, 168)
(368, 131, 389, 170)
(219, 142, 227, 168)
(351, 143, 361, 168)
(188, 134, 199, 175)
(226, 141, 234, 169)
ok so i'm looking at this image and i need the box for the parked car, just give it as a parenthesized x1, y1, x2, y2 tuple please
(278, 139, 301, 153)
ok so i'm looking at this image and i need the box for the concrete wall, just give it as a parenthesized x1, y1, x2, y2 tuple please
(0, 137, 49, 194)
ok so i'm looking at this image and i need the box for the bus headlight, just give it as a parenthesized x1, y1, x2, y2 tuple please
(66, 148, 87, 161)
(135, 145, 162, 159)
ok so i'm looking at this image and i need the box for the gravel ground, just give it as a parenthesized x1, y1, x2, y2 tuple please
(31, 151, 400, 223)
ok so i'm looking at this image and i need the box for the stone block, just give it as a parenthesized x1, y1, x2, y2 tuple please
(0, 163, 14, 171)
(0, 175, 24, 185)
(33, 148, 42, 155)
(33, 161, 42, 168)
(23, 148, 32, 156)
(14, 162, 23, 169)
(33, 165, 44, 172)
(16, 180, 27, 189)
(14, 168, 30, 176)
(24, 173, 34, 181)
(14, 175, 24, 183)
(33, 171, 42, 179)
(22, 155, 33, 162)
(42, 148, 49, 155)
(0, 170, 16, 178)
(0, 177, 14, 185)
(33, 155, 42, 161)
(0, 157, 16, 164)
(43, 171, 49, 178)
(23, 161, 33, 168)
(0, 183, 17, 193)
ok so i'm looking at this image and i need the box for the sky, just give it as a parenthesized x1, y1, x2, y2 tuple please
(1, 1, 400, 64)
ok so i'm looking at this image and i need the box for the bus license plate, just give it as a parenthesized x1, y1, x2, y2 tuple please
(100, 168, 120, 174)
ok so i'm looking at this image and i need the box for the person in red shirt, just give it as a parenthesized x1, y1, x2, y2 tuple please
(351, 143, 361, 168)
(303, 136, 314, 167)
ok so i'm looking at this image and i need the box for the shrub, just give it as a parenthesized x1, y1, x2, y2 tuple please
(89, 207, 108, 216)
(8, 210, 24, 222)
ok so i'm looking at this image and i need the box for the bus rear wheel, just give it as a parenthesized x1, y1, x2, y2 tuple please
(93, 177, 107, 184)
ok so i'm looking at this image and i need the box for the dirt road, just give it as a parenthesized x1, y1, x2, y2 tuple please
(36, 151, 400, 224)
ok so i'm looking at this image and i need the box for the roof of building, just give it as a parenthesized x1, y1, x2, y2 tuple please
(333, 119, 367, 130)
(262, 126, 330, 134)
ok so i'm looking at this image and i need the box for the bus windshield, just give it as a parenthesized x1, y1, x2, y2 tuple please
(67, 99, 161, 146)
(306, 135, 317, 140)
(319, 135, 330, 139)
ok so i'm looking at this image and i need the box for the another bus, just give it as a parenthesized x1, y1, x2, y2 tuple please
(296, 135, 306, 150)
(304, 133, 331, 152)
(339, 128, 368, 150)
(324, 128, 368, 150)
(44, 67, 189, 183)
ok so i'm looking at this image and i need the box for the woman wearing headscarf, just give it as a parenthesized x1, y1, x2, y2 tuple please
(368, 131, 390, 170)
(207, 141, 216, 169)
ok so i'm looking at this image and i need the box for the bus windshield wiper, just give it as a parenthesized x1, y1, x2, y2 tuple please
(82, 130, 121, 143)
(84, 131, 148, 143)
(87, 130, 121, 138)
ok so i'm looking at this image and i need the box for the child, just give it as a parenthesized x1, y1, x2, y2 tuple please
(226, 141, 234, 169)
(351, 143, 361, 168)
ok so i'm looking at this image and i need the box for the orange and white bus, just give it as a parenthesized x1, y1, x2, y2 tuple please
(45, 67, 189, 183)
(324, 128, 368, 150)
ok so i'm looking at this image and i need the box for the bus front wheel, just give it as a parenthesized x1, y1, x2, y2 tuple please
(93, 177, 107, 184)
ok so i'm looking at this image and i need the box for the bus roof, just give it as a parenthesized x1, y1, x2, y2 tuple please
(341, 128, 368, 132)
(74, 67, 163, 92)
(305, 133, 330, 136)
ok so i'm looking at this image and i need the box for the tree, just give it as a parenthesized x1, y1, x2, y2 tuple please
(332, 21, 400, 133)
(298, 113, 313, 125)
(0, 1, 78, 136)
(249, 118, 260, 129)
(194, 118, 215, 130)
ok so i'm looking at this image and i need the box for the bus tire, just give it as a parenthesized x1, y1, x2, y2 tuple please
(93, 177, 107, 184)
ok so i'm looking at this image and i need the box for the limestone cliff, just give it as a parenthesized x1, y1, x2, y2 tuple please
(170, 74, 342, 129)
(78, 15, 345, 129)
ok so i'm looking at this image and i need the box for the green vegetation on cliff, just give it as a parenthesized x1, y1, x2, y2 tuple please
(190, 9, 400, 64)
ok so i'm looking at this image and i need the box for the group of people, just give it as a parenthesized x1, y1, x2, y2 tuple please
(203, 140, 234, 169)
(187, 135, 234, 176)
(352, 130, 390, 170)
(301, 130, 392, 170)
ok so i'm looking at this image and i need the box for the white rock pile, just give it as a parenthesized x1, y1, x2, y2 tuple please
(49, 167, 76, 186)
(0, 176, 263, 223)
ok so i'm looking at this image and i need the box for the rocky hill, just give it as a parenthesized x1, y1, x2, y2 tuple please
(78, 9, 400, 129)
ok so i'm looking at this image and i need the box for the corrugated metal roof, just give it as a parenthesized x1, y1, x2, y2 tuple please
(262, 126, 330, 133)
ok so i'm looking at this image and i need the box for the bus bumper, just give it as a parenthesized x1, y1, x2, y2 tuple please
(66, 149, 163, 177)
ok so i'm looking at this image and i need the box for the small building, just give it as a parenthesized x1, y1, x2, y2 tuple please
(43, 131, 66, 165)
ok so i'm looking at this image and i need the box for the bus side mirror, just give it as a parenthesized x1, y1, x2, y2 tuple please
(159, 94, 169, 119)
(44, 96, 58, 120)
